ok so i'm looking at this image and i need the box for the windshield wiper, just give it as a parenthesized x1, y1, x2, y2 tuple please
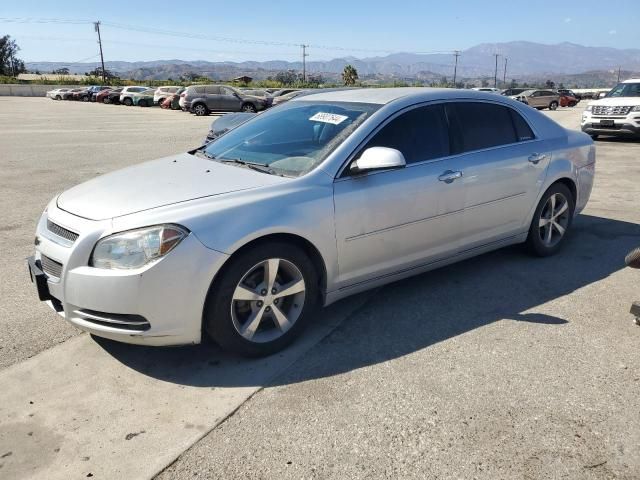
(218, 158, 280, 176)
(194, 149, 216, 160)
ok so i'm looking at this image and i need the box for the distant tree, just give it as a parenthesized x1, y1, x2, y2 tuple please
(0, 35, 26, 76)
(522, 82, 530, 88)
(52, 67, 70, 75)
(180, 71, 200, 82)
(481, 79, 489, 87)
(88, 67, 118, 80)
(510, 79, 518, 88)
(275, 70, 299, 86)
(440, 76, 448, 86)
(342, 65, 358, 86)
(545, 79, 555, 88)
(559, 82, 565, 89)
(306, 73, 324, 86)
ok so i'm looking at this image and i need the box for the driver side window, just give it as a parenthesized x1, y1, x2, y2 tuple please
(362, 104, 450, 164)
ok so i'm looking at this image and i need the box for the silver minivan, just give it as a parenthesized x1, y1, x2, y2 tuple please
(512, 89, 560, 110)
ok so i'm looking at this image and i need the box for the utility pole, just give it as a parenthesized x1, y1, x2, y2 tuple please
(452, 50, 460, 87)
(493, 53, 500, 88)
(617, 66, 621, 83)
(301, 44, 309, 83)
(94, 21, 106, 83)
(503, 57, 508, 86)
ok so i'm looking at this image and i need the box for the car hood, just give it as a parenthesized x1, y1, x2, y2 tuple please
(57, 152, 289, 221)
(588, 97, 640, 107)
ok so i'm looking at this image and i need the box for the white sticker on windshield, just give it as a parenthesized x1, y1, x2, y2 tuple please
(309, 112, 348, 125)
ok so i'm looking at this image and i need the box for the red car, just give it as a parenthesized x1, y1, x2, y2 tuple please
(96, 88, 118, 104)
(559, 92, 579, 107)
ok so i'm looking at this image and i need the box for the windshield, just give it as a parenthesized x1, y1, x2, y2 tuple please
(605, 83, 640, 98)
(202, 100, 379, 177)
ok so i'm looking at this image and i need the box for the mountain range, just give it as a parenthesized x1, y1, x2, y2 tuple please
(26, 41, 640, 85)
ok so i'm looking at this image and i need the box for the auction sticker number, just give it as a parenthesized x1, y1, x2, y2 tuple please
(309, 112, 348, 125)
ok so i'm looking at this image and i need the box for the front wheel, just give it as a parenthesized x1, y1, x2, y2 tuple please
(590, 134, 599, 140)
(526, 183, 575, 257)
(549, 101, 558, 110)
(123, 97, 133, 106)
(82, 95, 89, 102)
(192, 103, 208, 116)
(204, 242, 318, 356)
(55, 95, 61, 100)
(241, 103, 257, 113)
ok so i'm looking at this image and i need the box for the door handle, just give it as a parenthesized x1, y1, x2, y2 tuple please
(438, 170, 463, 183)
(528, 153, 549, 164)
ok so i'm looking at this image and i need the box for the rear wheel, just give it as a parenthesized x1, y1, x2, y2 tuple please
(549, 101, 558, 110)
(204, 242, 318, 356)
(123, 97, 133, 106)
(138, 99, 148, 107)
(590, 134, 599, 140)
(526, 183, 574, 257)
(82, 95, 89, 102)
(193, 103, 208, 116)
(241, 103, 257, 113)
(569, 101, 577, 107)
(103, 97, 110, 104)
(55, 95, 61, 100)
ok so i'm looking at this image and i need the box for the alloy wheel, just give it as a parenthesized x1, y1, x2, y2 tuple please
(231, 258, 306, 343)
(194, 104, 206, 116)
(538, 193, 570, 247)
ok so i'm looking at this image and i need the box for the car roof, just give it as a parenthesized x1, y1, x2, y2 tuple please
(622, 78, 640, 83)
(291, 87, 501, 105)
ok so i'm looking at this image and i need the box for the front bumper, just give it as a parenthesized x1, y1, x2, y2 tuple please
(582, 122, 640, 137)
(30, 204, 229, 346)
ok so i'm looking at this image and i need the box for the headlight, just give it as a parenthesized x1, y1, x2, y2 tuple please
(91, 224, 189, 270)
(585, 105, 593, 111)
(632, 106, 640, 112)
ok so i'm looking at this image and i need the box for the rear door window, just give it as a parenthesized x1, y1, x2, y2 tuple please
(446, 102, 518, 153)
(362, 104, 450, 164)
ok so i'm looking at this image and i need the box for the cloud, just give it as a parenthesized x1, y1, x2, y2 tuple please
(564, 17, 572, 23)
(609, 29, 617, 35)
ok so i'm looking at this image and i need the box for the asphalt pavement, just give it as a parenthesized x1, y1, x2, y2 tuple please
(1, 98, 639, 479)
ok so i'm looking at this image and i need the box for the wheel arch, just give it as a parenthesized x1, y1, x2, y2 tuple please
(200, 232, 329, 340)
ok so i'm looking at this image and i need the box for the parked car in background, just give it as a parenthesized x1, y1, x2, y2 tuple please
(472, 87, 501, 94)
(203, 112, 255, 143)
(581, 78, 640, 140)
(70, 88, 92, 101)
(131, 89, 156, 107)
(46, 88, 70, 100)
(103, 88, 124, 104)
(501, 88, 529, 97)
(161, 87, 185, 110)
(558, 88, 581, 101)
(511, 89, 560, 110)
(62, 88, 84, 100)
(269, 88, 300, 98)
(88, 86, 112, 102)
(181, 85, 270, 116)
(272, 89, 309, 106)
(559, 92, 579, 107)
(239, 89, 270, 98)
(119, 86, 149, 106)
(29, 88, 595, 356)
(153, 86, 181, 106)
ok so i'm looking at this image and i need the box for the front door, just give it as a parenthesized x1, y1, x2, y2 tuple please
(333, 104, 465, 288)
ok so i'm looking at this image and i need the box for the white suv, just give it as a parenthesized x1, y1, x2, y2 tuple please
(153, 86, 181, 105)
(581, 78, 640, 139)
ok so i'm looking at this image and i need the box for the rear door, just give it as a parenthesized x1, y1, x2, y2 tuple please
(333, 103, 466, 287)
(445, 101, 549, 248)
(203, 86, 222, 110)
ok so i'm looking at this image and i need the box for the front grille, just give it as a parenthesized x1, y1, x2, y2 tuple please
(73, 309, 151, 331)
(592, 105, 632, 116)
(47, 219, 79, 243)
(41, 255, 63, 278)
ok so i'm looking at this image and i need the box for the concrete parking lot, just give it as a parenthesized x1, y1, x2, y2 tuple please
(1, 97, 639, 479)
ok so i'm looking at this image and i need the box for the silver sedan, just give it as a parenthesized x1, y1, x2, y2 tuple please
(29, 88, 595, 356)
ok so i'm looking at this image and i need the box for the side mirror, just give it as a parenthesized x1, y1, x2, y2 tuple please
(350, 147, 406, 174)
(626, 248, 640, 269)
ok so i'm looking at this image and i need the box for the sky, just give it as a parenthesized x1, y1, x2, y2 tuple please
(1, 0, 638, 66)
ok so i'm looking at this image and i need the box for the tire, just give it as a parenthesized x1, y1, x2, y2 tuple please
(103, 97, 110, 104)
(157, 98, 164, 106)
(204, 242, 319, 356)
(241, 103, 257, 113)
(590, 134, 599, 140)
(192, 103, 208, 116)
(526, 183, 575, 257)
(549, 101, 558, 110)
(138, 99, 147, 107)
(55, 95, 61, 100)
(569, 101, 577, 107)
(123, 97, 133, 106)
(82, 95, 89, 102)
